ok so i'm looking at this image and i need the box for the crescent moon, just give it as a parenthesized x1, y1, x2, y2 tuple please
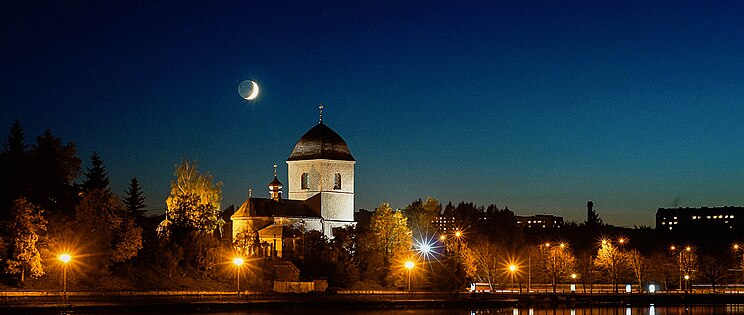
(245, 80, 259, 100)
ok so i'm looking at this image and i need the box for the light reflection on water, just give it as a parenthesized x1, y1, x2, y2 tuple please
(93, 305, 744, 315)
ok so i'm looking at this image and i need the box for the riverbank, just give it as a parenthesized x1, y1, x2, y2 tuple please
(2, 291, 744, 313)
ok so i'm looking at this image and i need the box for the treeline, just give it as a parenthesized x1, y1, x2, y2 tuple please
(0, 121, 249, 290)
(0, 120, 740, 292)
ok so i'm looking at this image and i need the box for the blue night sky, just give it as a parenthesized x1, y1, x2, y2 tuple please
(3, 1, 744, 227)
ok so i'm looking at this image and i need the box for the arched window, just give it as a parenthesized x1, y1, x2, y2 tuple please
(334, 173, 341, 190)
(301, 173, 309, 189)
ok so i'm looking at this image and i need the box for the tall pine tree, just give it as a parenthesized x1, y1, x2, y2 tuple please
(1, 120, 29, 219)
(123, 177, 147, 221)
(81, 152, 111, 194)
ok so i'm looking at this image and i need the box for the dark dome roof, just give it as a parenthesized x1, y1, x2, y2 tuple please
(287, 123, 355, 161)
(268, 176, 283, 190)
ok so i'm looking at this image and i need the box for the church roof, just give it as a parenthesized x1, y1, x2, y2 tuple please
(287, 123, 355, 161)
(232, 197, 320, 219)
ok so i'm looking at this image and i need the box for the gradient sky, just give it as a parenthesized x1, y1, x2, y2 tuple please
(3, 1, 744, 227)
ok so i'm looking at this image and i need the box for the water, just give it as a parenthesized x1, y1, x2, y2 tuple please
(88, 305, 744, 315)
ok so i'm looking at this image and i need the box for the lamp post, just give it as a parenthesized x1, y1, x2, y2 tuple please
(404, 260, 415, 292)
(509, 264, 517, 292)
(59, 253, 72, 303)
(734, 244, 741, 287)
(233, 257, 245, 298)
(684, 274, 690, 293)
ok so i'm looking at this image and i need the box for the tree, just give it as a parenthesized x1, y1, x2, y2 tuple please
(625, 249, 649, 293)
(4, 198, 47, 285)
(329, 226, 360, 287)
(0, 120, 29, 219)
(469, 238, 504, 290)
(123, 177, 147, 222)
(81, 152, 111, 194)
(402, 197, 441, 238)
(699, 255, 727, 293)
(594, 242, 625, 293)
(357, 203, 412, 287)
(540, 244, 576, 293)
(165, 160, 222, 232)
(67, 190, 142, 279)
(28, 129, 81, 215)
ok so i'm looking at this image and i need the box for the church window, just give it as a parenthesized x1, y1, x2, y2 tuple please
(334, 173, 341, 190)
(301, 173, 309, 189)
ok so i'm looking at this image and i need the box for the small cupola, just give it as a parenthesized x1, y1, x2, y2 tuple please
(268, 163, 283, 201)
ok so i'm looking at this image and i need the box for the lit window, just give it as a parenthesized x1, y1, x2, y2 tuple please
(669, 227, 673, 230)
(707, 216, 711, 219)
(674, 221, 678, 224)
(301, 173, 309, 189)
(334, 173, 341, 190)
(662, 222, 666, 225)
(674, 217, 677, 220)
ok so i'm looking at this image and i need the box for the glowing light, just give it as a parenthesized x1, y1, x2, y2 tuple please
(735, 244, 740, 250)
(404, 261, 415, 270)
(439, 235, 446, 241)
(670, 245, 676, 251)
(509, 264, 517, 272)
(59, 253, 72, 264)
(232, 257, 245, 267)
(559, 243, 566, 248)
(685, 246, 691, 252)
(684, 275, 690, 280)
(601, 239, 608, 245)
(571, 273, 577, 279)
(619, 238, 625, 244)
(455, 231, 462, 238)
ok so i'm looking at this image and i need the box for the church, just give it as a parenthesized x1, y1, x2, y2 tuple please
(231, 112, 356, 258)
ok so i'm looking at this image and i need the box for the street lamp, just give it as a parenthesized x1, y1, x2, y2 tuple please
(508, 264, 517, 291)
(59, 253, 72, 303)
(405, 260, 415, 292)
(233, 256, 245, 298)
(684, 274, 690, 293)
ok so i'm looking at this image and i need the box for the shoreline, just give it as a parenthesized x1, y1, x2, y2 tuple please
(2, 292, 744, 313)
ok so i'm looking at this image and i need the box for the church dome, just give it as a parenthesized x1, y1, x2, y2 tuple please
(268, 176, 283, 191)
(287, 123, 355, 161)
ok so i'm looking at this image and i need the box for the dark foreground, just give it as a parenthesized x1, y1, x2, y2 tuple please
(3, 292, 744, 314)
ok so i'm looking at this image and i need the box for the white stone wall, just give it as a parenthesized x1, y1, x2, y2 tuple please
(286, 159, 355, 224)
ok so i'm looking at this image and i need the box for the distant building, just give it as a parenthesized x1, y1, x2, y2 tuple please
(430, 212, 563, 233)
(515, 214, 564, 229)
(656, 206, 743, 232)
(431, 215, 457, 234)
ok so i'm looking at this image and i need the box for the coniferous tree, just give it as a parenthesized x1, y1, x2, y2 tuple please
(123, 177, 147, 221)
(0, 120, 29, 219)
(81, 152, 111, 194)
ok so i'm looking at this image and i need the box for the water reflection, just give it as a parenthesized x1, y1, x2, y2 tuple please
(93, 305, 744, 315)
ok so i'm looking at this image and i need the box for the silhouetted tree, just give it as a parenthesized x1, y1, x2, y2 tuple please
(28, 129, 81, 215)
(81, 152, 111, 194)
(123, 177, 147, 222)
(402, 197, 440, 238)
(699, 255, 727, 293)
(0, 120, 29, 219)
